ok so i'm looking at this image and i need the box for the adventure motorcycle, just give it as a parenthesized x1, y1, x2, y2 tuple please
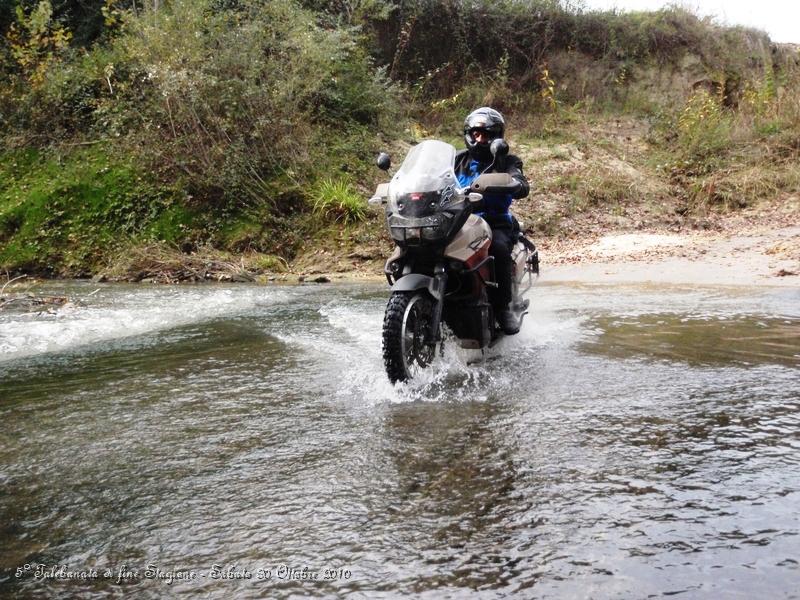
(369, 139, 539, 383)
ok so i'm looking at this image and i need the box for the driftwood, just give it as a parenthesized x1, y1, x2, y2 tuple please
(0, 274, 69, 312)
(104, 244, 258, 284)
(0, 274, 67, 311)
(0, 294, 68, 311)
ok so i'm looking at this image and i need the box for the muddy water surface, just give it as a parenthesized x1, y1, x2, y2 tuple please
(0, 281, 798, 598)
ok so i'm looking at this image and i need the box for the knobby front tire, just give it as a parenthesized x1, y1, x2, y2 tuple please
(382, 291, 436, 383)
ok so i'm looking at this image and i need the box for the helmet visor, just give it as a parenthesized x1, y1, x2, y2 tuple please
(468, 127, 498, 139)
(466, 127, 499, 147)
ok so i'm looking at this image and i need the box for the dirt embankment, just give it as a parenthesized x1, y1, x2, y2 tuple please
(290, 116, 800, 287)
(48, 116, 796, 288)
(288, 222, 800, 288)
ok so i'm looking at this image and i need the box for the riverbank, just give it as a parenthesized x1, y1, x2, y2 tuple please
(285, 194, 800, 288)
(2, 113, 798, 291)
(541, 227, 800, 287)
(282, 112, 800, 288)
(5, 224, 796, 295)
(308, 233, 800, 288)
(3, 221, 797, 295)
(3, 106, 798, 286)
(539, 193, 800, 286)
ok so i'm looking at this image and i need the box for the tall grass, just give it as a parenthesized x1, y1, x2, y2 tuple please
(651, 65, 800, 210)
(312, 178, 367, 225)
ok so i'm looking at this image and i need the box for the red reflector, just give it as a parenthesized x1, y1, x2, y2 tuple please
(411, 193, 422, 200)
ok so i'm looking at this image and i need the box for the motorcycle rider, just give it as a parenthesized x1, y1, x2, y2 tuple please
(454, 106, 530, 334)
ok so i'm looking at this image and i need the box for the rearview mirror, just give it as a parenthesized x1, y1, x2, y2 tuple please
(490, 138, 509, 158)
(376, 152, 391, 171)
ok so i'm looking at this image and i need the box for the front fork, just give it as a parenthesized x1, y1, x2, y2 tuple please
(388, 251, 447, 345)
(428, 263, 448, 344)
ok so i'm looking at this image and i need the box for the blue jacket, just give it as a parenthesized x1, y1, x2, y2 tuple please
(454, 150, 529, 226)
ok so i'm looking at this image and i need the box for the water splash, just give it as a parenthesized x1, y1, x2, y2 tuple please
(0, 286, 290, 362)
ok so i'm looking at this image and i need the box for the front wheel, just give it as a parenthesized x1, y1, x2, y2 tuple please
(382, 291, 437, 383)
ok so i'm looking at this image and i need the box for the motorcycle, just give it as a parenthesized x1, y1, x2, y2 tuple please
(369, 138, 539, 383)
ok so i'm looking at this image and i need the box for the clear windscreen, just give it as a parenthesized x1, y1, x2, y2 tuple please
(384, 140, 465, 246)
(388, 140, 457, 203)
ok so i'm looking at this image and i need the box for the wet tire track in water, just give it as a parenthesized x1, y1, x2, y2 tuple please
(0, 281, 798, 598)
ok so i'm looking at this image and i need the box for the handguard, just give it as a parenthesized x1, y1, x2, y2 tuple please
(470, 173, 522, 196)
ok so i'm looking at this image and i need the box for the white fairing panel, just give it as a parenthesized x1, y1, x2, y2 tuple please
(444, 215, 492, 263)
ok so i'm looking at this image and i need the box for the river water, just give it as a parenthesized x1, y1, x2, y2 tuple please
(1, 281, 798, 599)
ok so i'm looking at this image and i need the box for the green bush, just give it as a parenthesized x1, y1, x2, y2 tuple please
(356, 1, 772, 105)
(677, 89, 733, 160)
(647, 60, 800, 211)
(312, 178, 367, 224)
(105, 0, 398, 207)
(0, 146, 185, 275)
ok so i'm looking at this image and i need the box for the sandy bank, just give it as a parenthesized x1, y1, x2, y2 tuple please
(287, 227, 799, 289)
(540, 227, 800, 287)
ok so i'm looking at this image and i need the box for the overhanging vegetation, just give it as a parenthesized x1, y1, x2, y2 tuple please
(1, 0, 798, 277)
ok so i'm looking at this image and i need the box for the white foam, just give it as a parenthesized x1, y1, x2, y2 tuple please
(276, 287, 593, 404)
(0, 287, 289, 362)
(276, 299, 534, 404)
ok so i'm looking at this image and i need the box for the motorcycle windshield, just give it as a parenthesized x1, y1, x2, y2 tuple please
(388, 140, 457, 213)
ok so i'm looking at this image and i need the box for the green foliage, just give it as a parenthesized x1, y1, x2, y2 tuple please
(298, 0, 395, 28)
(677, 89, 733, 162)
(1, 0, 798, 277)
(5, 0, 72, 85)
(690, 164, 800, 211)
(312, 178, 367, 224)
(250, 253, 288, 272)
(0, 146, 186, 275)
(1, 23, 135, 142)
(647, 88, 734, 181)
(648, 63, 800, 211)
(107, 0, 399, 207)
(374, 0, 573, 98)
(2, 0, 130, 51)
(570, 7, 717, 65)
(358, 1, 774, 107)
(0, 0, 401, 276)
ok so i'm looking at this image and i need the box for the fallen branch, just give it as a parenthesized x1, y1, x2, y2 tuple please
(1, 274, 27, 296)
(0, 293, 68, 312)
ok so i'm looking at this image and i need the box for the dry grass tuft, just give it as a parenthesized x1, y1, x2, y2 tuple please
(101, 243, 289, 283)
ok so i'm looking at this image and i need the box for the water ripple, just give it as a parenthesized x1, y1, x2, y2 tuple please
(1, 282, 798, 598)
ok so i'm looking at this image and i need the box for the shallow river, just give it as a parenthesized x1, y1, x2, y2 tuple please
(1, 281, 798, 599)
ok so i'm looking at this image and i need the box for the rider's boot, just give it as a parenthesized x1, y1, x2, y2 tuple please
(498, 306, 520, 335)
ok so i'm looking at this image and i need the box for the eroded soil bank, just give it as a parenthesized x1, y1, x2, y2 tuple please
(288, 115, 799, 288)
(287, 195, 800, 288)
(5, 208, 793, 297)
(3, 116, 798, 291)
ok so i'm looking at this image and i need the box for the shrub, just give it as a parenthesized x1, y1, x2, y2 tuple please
(676, 89, 733, 160)
(250, 253, 289, 273)
(690, 163, 800, 210)
(108, 0, 398, 208)
(5, 0, 72, 86)
(648, 58, 800, 212)
(312, 178, 367, 224)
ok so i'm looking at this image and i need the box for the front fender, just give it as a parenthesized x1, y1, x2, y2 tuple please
(391, 274, 441, 301)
